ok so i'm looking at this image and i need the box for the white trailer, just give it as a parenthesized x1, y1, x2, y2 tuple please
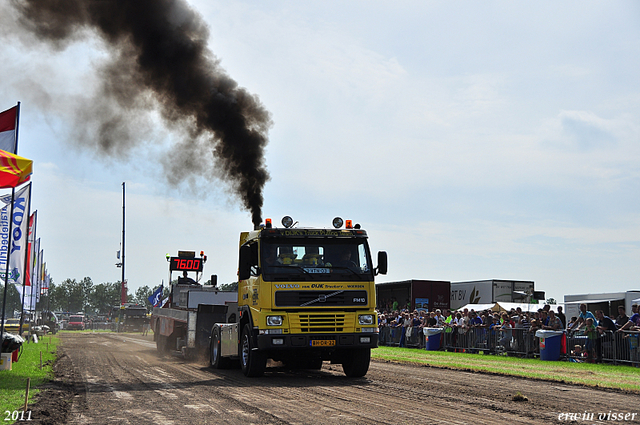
(563, 291, 640, 321)
(450, 279, 537, 310)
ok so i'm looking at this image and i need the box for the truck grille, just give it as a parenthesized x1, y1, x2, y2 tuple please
(275, 290, 368, 307)
(289, 313, 355, 333)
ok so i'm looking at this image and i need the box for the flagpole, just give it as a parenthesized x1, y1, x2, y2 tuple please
(121, 182, 125, 304)
(12, 102, 20, 155)
(0, 187, 17, 347)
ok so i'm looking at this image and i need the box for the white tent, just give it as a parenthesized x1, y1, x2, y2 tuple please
(456, 302, 552, 313)
(456, 303, 498, 312)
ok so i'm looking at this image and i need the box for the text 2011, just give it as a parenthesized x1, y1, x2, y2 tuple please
(4, 411, 32, 421)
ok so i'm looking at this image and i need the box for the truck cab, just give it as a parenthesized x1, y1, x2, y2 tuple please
(211, 216, 387, 377)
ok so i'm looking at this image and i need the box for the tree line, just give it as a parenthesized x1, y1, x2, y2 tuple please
(0, 278, 167, 316)
(1, 278, 237, 317)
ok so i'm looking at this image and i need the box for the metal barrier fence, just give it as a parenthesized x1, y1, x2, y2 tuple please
(87, 322, 117, 331)
(566, 330, 640, 365)
(378, 325, 640, 365)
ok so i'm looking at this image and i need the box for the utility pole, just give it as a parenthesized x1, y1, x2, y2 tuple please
(122, 182, 125, 289)
(120, 182, 127, 305)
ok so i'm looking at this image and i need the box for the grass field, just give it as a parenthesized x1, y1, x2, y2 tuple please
(372, 346, 640, 392)
(0, 335, 59, 416)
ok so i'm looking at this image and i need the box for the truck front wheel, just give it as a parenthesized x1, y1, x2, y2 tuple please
(342, 348, 371, 378)
(240, 324, 266, 377)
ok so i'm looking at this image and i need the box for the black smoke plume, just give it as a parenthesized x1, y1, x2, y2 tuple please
(11, 0, 270, 226)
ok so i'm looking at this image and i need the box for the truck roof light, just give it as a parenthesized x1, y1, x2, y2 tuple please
(200, 251, 205, 257)
(332, 217, 343, 229)
(346, 220, 353, 229)
(354, 223, 361, 229)
(166, 253, 170, 261)
(265, 218, 272, 228)
(281, 216, 294, 228)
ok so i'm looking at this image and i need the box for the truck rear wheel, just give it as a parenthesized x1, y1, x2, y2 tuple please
(240, 324, 266, 377)
(210, 327, 231, 369)
(156, 325, 169, 354)
(342, 348, 371, 377)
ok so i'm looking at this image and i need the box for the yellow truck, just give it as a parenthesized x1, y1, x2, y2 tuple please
(210, 216, 387, 377)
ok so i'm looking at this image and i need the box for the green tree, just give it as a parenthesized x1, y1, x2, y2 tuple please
(36, 277, 56, 312)
(0, 283, 23, 318)
(48, 280, 68, 312)
(134, 285, 152, 308)
(56, 277, 94, 313)
(218, 282, 238, 292)
(89, 282, 121, 314)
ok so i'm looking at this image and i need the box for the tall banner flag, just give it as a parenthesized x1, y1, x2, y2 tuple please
(25, 211, 36, 287)
(13, 284, 36, 312)
(32, 237, 39, 287)
(148, 285, 163, 307)
(36, 257, 44, 304)
(0, 182, 31, 285)
(0, 105, 18, 153)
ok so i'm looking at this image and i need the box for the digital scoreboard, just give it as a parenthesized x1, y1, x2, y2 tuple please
(169, 257, 204, 272)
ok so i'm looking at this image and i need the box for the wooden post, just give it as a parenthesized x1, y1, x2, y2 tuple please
(24, 378, 30, 412)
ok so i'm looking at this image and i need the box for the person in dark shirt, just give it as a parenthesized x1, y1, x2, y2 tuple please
(596, 310, 617, 332)
(426, 312, 437, 327)
(615, 305, 629, 329)
(556, 306, 566, 329)
(178, 271, 197, 285)
(618, 304, 639, 331)
(595, 310, 617, 362)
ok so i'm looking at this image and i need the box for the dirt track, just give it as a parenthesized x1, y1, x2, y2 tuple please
(26, 332, 640, 424)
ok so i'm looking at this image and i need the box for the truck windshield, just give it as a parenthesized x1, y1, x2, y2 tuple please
(261, 238, 373, 281)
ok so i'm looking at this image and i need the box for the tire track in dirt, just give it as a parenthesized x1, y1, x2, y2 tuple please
(60, 333, 640, 425)
(66, 333, 287, 424)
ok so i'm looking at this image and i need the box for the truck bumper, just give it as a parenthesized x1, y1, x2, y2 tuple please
(256, 333, 378, 350)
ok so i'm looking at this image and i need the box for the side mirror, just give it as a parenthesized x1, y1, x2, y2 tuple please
(377, 251, 388, 275)
(238, 245, 252, 281)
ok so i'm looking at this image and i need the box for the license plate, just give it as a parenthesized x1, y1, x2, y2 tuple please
(311, 339, 335, 347)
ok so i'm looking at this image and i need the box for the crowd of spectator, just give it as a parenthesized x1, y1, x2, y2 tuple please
(376, 302, 640, 363)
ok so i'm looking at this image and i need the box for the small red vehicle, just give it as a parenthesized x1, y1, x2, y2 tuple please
(67, 315, 85, 331)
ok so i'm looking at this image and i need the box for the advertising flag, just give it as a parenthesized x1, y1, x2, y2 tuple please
(25, 211, 36, 286)
(0, 105, 17, 153)
(13, 284, 36, 311)
(0, 182, 31, 285)
(32, 238, 40, 287)
(148, 285, 163, 307)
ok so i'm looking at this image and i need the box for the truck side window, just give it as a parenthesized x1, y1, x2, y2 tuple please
(249, 242, 259, 276)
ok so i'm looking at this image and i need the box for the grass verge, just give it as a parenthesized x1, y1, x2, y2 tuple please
(372, 346, 640, 392)
(0, 335, 59, 415)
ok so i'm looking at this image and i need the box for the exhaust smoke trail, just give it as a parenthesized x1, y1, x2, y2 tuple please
(11, 0, 271, 226)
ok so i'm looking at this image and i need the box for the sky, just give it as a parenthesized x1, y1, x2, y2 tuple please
(0, 0, 638, 305)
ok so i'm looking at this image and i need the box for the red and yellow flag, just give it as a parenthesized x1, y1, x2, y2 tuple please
(0, 149, 32, 188)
